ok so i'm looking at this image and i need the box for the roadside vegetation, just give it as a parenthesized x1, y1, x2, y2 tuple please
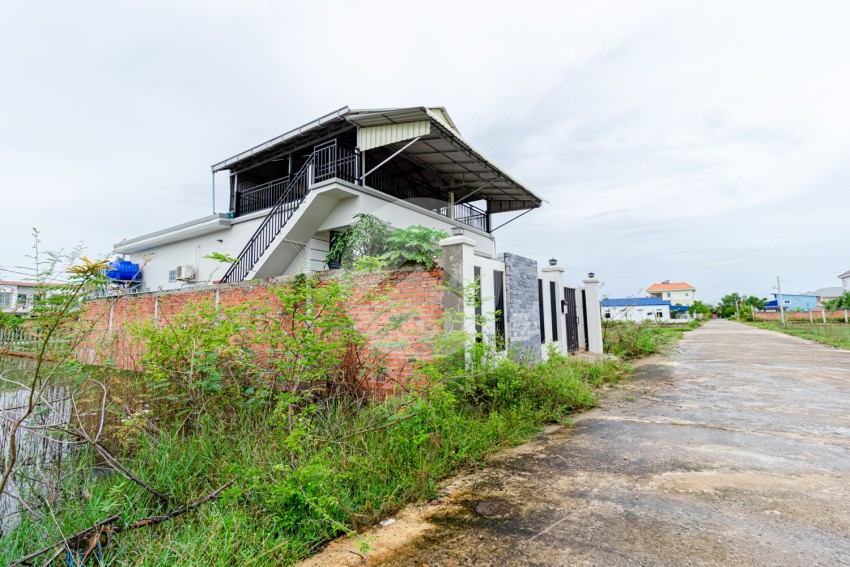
(603, 319, 702, 360)
(1, 277, 627, 565)
(1, 223, 647, 566)
(749, 321, 850, 350)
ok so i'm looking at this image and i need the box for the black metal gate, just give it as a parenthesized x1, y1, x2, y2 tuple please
(564, 287, 580, 353)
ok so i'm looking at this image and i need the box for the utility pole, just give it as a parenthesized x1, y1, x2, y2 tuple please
(777, 276, 786, 327)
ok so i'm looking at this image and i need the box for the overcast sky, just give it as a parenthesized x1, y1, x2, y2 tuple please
(2, 0, 848, 302)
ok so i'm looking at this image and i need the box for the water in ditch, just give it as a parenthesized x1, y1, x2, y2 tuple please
(0, 355, 73, 533)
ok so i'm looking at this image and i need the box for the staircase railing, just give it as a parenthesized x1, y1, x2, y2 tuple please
(220, 155, 315, 283)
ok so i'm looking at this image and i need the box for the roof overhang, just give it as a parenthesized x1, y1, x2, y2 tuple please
(212, 106, 543, 214)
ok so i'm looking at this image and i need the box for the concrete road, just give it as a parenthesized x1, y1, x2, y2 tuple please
(305, 321, 850, 566)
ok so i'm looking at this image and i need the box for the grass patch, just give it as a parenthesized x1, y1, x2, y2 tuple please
(602, 319, 703, 360)
(749, 321, 850, 350)
(1, 354, 627, 566)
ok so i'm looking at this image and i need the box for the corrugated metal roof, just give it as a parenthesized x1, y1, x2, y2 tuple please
(360, 121, 431, 151)
(211, 106, 543, 213)
(602, 298, 672, 307)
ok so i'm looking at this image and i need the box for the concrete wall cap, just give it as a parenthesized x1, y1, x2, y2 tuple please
(541, 266, 565, 273)
(438, 236, 477, 247)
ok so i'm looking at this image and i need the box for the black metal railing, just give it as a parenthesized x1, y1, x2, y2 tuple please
(235, 176, 290, 216)
(454, 201, 488, 231)
(221, 156, 315, 283)
(222, 139, 490, 283)
(313, 141, 359, 184)
(366, 168, 488, 231)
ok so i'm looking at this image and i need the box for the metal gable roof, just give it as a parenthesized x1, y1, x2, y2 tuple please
(212, 106, 543, 213)
(343, 107, 542, 212)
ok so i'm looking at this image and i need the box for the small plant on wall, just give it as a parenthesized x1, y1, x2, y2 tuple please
(326, 213, 448, 271)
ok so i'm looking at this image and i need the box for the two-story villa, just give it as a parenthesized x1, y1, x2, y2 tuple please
(0, 281, 37, 316)
(114, 106, 543, 291)
(646, 281, 696, 306)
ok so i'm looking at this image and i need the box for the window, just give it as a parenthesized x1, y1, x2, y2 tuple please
(604, 311, 611, 319)
(0, 293, 10, 306)
(685, 292, 690, 297)
(549, 281, 559, 341)
(168, 270, 177, 283)
(667, 292, 671, 298)
(538, 279, 545, 343)
(493, 270, 505, 348)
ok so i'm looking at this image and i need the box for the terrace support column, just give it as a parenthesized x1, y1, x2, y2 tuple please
(583, 274, 604, 354)
(439, 235, 477, 336)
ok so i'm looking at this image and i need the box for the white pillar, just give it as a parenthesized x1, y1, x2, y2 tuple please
(540, 264, 566, 356)
(583, 274, 604, 354)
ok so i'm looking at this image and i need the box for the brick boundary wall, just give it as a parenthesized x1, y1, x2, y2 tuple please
(754, 310, 850, 322)
(76, 267, 444, 395)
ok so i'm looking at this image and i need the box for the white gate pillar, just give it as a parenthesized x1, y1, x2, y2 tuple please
(583, 273, 604, 354)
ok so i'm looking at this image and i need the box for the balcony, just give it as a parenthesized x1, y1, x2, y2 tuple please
(232, 143, 488, 232)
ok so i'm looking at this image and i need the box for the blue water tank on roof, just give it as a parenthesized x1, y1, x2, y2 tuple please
(106, 260, 141, 281)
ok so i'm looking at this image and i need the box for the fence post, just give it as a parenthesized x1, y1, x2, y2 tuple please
(108, 302, 115, 338)
(822, 308, 827, 324)
(438, 234, 477, 336)
(583, 274, 604, 354)
(845, 309, 848, 324)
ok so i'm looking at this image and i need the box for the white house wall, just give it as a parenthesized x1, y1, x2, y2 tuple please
(651, 289, 695, 306)
(603, 305, 671, 323)
(117, 214, 266, 292)
(117, 179, 497, 291)
(316, 181, 496, 256)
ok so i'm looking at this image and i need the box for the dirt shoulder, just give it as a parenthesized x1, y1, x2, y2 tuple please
(298, 354, 675, 567)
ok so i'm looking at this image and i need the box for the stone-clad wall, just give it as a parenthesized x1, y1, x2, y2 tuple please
(502, 253, 541, 361)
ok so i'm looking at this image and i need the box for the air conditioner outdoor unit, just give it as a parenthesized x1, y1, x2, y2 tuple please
(175, 265, 196, 281)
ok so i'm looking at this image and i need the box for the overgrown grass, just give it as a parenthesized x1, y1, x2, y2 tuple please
(603, 320, 703, 359)
(749, 321, 850, 350)
(0, 354, 626, 566)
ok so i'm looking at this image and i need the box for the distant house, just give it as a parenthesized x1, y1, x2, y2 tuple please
(804, 287, 844, 303)
(0, 281, 37, 316)
(764, 293, 818, 312)
(840, 270, 850, 292)
(646, 281, 696, 306)
(601, 297, 671, 322)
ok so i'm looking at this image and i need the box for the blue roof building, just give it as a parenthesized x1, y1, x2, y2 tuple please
(766, 293, 818, 312)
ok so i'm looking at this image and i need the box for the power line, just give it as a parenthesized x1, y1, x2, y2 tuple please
(782, 247, 850, 281)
